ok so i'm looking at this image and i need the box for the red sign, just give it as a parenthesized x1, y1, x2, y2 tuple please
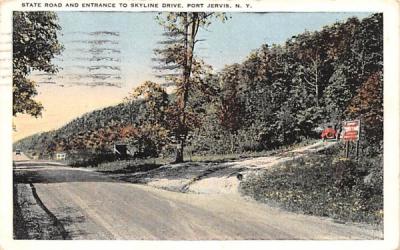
(342, 120, 360, 141)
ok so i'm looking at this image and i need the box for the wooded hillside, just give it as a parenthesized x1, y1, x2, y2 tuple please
(14, 13, 383, 160)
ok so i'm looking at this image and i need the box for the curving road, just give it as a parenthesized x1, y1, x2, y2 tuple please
(13, 153, 382, 240)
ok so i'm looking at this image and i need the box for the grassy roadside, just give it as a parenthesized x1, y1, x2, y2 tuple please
(91, 150, 279, 173)
(239, 151, 383, 227)
(13, 184, 28, 239)
(70, 139, 318, 172)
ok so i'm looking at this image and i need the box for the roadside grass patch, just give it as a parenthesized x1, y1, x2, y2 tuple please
(68, 139, 317, 170)
(188, 150, 277, 163)
(13, 184, 28, 239)
(188, 139, 318, 163)
(240, 153, 383, 226)
(95, 158, 171, 173)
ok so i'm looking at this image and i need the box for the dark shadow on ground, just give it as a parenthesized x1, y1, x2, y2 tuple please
(14, 162, 66, 167)
(55, 206, 89, 239)
(100, 162, 246, 186)
(13, 167, 120, 184)
(99, 163, 161, 175)
(14, 160, 245, 187)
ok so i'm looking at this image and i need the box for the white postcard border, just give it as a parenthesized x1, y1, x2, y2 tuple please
(0, 0, 398, 249)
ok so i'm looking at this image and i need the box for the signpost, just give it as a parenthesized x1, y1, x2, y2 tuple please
(341, 119, 361, 159)
(342, 120, 360, 141)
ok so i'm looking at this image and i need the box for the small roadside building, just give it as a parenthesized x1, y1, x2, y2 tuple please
(113, 143, 128, 159)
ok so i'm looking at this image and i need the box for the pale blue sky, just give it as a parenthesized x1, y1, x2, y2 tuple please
(35, 12, 373, 89)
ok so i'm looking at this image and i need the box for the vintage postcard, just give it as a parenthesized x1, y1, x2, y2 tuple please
(0, 0, 399, 249)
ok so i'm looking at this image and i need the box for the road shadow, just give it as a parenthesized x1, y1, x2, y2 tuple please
(14, 160, 247, 187)
(101, 161, 246, 186)
(13, 167, 121, 184)
(14, 183, 89, 240)
(55, 206, 90, 239)
(99, 163, 161, 175)
(14, 162, 67, 168)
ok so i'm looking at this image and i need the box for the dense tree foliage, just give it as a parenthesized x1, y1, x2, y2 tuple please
(15, 13, 383, 160)
(13, 12, 63, 117)
(124, 81, 170, 157)
(191, 13, 383, 155)
(346, 71, 383, 154)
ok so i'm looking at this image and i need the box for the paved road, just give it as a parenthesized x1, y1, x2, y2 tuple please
(13, 153, 382, 240)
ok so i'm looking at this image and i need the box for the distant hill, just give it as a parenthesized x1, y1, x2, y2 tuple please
(14, 13, 383, 159)
(14, 102, 139, 157)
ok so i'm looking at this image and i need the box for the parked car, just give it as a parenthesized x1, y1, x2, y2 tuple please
(15, 149, 21, 155)
(321, 126, 337, 140)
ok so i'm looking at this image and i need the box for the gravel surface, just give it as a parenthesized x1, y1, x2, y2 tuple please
(13, 146, 383, 240)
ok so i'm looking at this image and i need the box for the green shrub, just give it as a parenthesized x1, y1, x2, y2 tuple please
(67, 151, 119, 168)
(240, 154, 383, 226)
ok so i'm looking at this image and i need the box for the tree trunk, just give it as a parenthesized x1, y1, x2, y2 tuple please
(231, 134, 234, 154)
(175, 141, 184, 163)
(314, 61, 319, 107)
(174, 13, 198, 163)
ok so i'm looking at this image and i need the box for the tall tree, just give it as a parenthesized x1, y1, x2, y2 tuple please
(154, 12, 227, 162)
(346, 71, 383, 152)
(217, 64, 245, 133)
(13, 12, 63, 117)
(125, 81, 170, 157)
(289, 29, 332, 108)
